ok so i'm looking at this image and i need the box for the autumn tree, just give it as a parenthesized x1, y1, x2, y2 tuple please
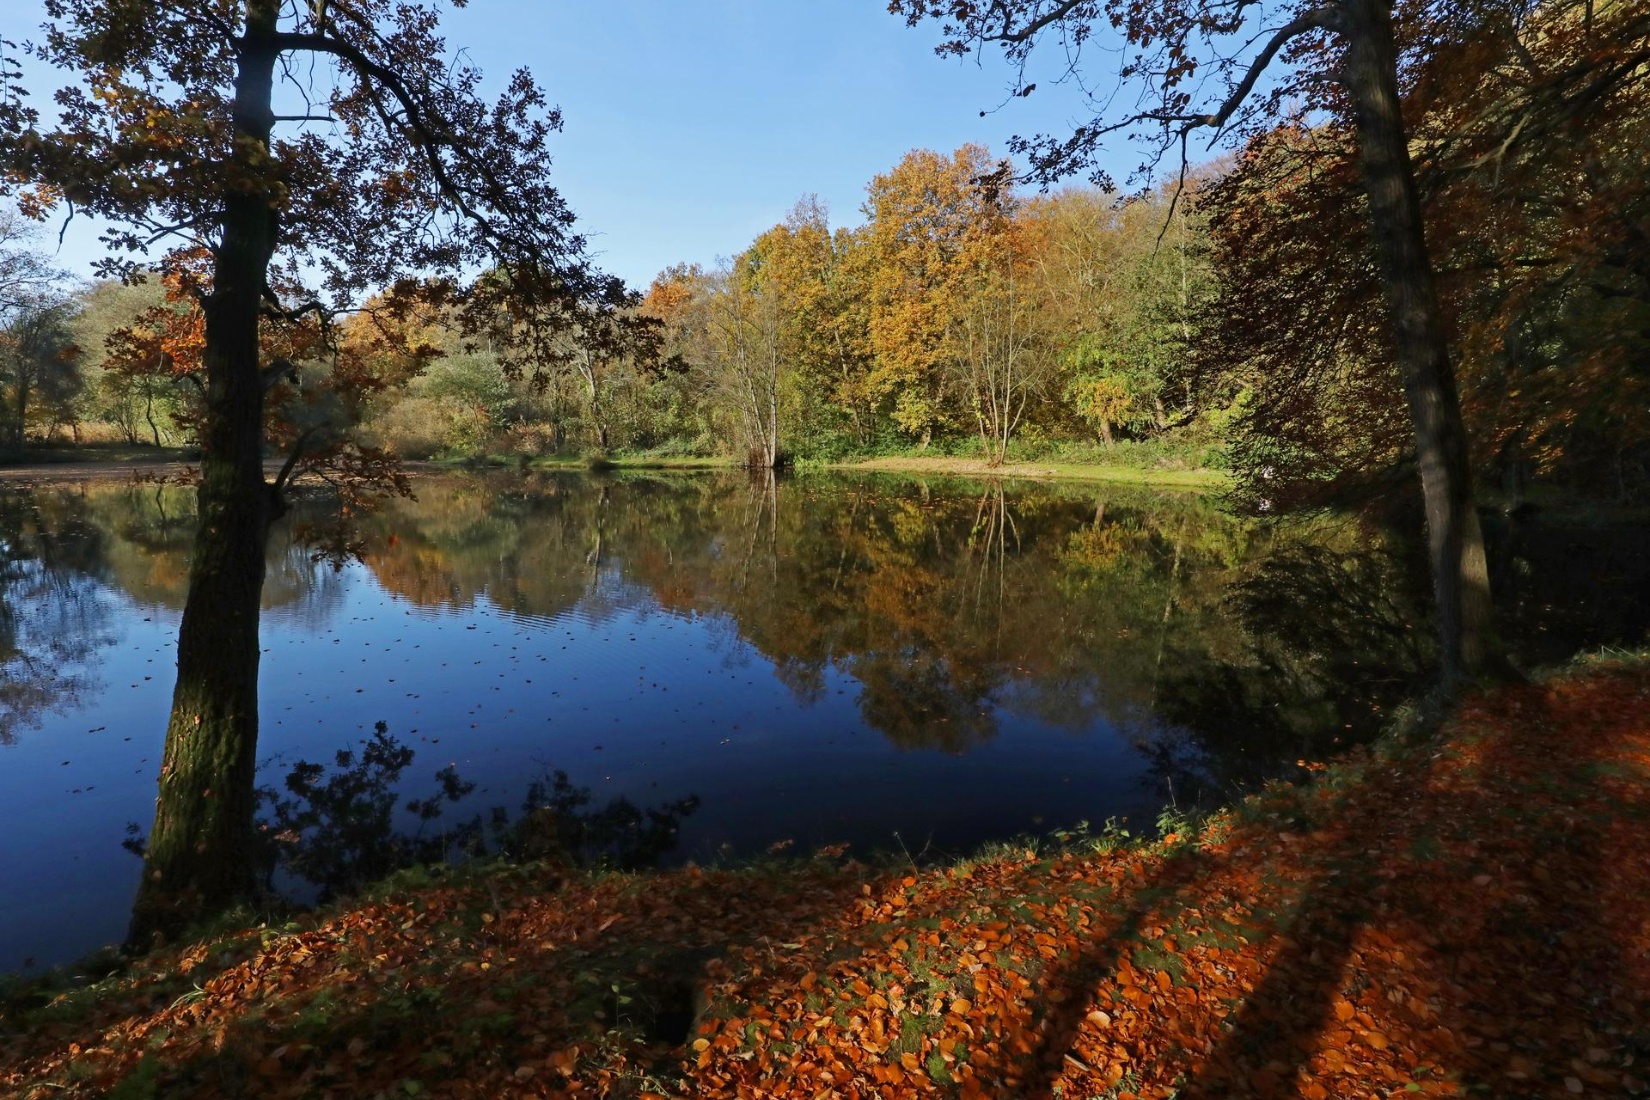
(0, 289, 79, 445)
(67, 277, 184, 445)
(1108, 188, 1217, 429)
(0, 206, 59, 316)
(1198, 0, 1650, 510)
(704, 245, 787, 468)
(562, 298, 665, 453)
(637, 262, 721, 449)
(951, 200, 1056, 463)
(746, 197, 881, 455)
(863, 145, 1010, 447)
(1421, 0, 1650, 500)
(1, 0, 616, 942)
(1021, 188, 1137, 445)
(891, 0, 1503, 686)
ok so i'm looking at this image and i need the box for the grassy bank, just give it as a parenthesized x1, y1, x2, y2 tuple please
(437, 448, 1228, 488)
(4, 660, 1646, 1099)
(818, 437, 1228, 487)
(826, 455, 1228, 488)
(3, 439, 1228, 488)
(425, 452, 732, 473)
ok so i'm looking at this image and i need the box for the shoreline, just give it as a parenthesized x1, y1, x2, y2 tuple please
(447, 452, 1230, 488)
(2, 446, 1228, 489)
(823, 455, 1227, 488)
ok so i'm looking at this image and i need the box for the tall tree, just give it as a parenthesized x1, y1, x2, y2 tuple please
(69, 276, 188, 446)
(750, 197, 877, 454)
(0, 206, 75, 446)
(863, 145, 1009, 447)
(562, 298, 663, 453)
(0, 290, 79, 446)
(950, 198, 1053, 463)
(705, 246, 787, 468)
(1, 0, 616, 942)
(891, 0, 1501, 686)
(1198, 0, 1650, 508)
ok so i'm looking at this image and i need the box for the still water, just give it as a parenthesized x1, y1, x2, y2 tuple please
(0, 470, 1644, 971)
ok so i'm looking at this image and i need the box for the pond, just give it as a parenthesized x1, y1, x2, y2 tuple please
(1, 470, 1645, 972)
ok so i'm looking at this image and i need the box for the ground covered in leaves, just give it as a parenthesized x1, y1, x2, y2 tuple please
(3, 665, 1648, 1099)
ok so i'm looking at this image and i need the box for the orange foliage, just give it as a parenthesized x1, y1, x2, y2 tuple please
(102, 268, 207, 383)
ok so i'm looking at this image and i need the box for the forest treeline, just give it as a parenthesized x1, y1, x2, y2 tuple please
(1, 0, 1645, 508)
(0, 153, 1223, 470)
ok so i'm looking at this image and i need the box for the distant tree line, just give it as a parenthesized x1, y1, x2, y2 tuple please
(7, 68, 1644, 501)
(0, 151, 1224, 468)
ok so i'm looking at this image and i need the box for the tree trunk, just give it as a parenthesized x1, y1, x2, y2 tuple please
(128, 1, 283, 947)
(767, 379, 779, 469)
(15, 375, 29, 447)
(1339, 0, 1491, 688)
(581, 358, 607, 452)
(144, 387, 160, 448)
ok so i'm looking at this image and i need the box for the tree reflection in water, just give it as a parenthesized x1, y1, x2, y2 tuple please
(0, 489, 117, 745)
(3, 471, 1645, 887)
(0, 482, 371, 752)
(300, 471, 1650, 778)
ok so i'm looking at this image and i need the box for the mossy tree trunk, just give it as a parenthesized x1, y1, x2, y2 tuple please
(127, 0, 284, 947)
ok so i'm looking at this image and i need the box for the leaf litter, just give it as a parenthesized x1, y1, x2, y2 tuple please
(2, 666, 1647, 1098)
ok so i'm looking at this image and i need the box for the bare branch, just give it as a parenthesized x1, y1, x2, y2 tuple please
(986, 0, 1094, 44)
(1187, 7, 1337, 141)
(273, 425, 325, 495)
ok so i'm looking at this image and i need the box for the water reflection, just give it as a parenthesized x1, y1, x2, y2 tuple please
(0, 492, 117, 745)
(355, 475, 1259, 754)
(250, 725, 698, 902)
(0, 472, 1645, 969)
(5, 475, 1647, 766)
(350, 473, 1646, 791)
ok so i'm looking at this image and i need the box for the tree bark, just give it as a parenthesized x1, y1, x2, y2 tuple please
(15, 374, 29, 446)
(1339, 0, 1491, 688)
(128, 0, 283, 947)
(767, 373, 779, 468)
(144, 387, 160, 448)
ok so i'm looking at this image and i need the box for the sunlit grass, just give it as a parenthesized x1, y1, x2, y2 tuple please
(829, 455, 1229, 488)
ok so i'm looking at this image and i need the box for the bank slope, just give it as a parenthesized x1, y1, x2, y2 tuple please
(3, 666, 1646, 1099)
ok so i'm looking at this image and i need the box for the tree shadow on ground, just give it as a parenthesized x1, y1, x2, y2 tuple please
(1001, 668, 1649, 1099)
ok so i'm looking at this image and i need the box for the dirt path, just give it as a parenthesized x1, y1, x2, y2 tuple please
(0, 458, 194, 484)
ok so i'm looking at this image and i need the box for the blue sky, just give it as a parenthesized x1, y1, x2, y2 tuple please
(3, 0, 1139, 291)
